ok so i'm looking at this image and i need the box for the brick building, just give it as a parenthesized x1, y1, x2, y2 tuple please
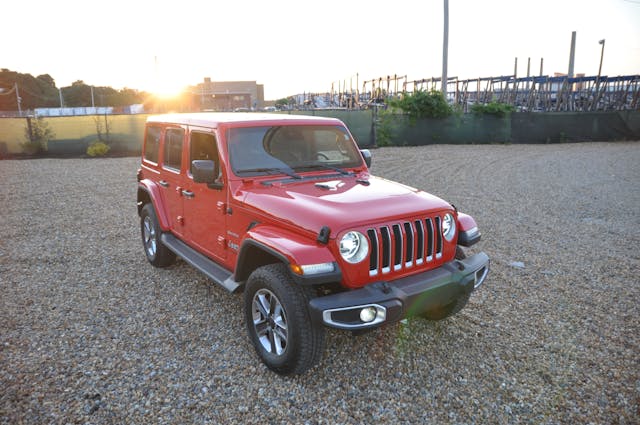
(194, 78, 264, 111)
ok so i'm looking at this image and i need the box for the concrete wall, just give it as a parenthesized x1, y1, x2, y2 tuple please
(0, 114, 148, 157)
(1, 110, 638, 157)
(0, 111, 375, 157)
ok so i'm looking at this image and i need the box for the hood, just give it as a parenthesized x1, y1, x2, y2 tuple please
(239, 175, 452, 236)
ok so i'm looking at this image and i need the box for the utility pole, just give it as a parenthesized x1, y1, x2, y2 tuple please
(597, 39, 605, 78)
(567, 31, 577, 77)
(15, 83, 22, 116)
(350, 76, 353, 109)
(442, 0, 449, 99)
(91, 85, 95, 108)
(593, 39, 606, 111)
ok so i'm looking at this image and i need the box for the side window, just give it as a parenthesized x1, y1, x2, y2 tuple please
(190, 132, 220, 178)
(144, 126, 161, 163)
(163, 128, 184, 171)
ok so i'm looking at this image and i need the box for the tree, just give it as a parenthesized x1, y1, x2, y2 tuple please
(63, 81, 93, 106)
(275, 98, 289, 109)
(0, 69, 59, 110)
(0, 69, 151, 111)
(22, 116, 55, 154)
(36, 74, 56, 88)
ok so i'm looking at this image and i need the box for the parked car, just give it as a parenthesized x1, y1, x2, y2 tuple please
(137, 113, 489, 374)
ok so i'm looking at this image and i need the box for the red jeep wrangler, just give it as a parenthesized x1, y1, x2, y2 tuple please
(137, 113, 489, 375)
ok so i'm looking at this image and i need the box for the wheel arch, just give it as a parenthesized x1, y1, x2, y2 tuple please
(137, 187, 151, 215)
(235, 239, 290, 283)
(235, 226, 341, 286)
(137, 181, 170, 231)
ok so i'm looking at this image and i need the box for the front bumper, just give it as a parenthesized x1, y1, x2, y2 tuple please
(309, 252, 489, 330)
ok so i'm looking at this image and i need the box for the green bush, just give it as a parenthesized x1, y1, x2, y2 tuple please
(471, 101, 514, 117)
(87, 141, 110, 157)
(389, 90, 453, 119)
(375, 109, 397, 146)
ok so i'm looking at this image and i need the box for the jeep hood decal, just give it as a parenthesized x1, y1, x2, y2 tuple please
(240, 176, 452, 235)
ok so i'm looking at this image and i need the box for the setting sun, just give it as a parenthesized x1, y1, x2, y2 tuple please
(152, 80, 187, 99)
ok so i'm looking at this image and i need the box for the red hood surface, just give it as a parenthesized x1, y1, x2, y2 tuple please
(237, 175, 452, 236)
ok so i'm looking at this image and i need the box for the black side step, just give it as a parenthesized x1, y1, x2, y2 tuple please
(161, 233, 242, 293)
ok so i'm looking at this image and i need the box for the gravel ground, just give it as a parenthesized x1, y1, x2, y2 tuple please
(1, 142, 639, 424)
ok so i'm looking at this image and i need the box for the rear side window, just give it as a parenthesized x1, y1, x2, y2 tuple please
(164, 128, 184, 171)
(144, 126, 161, 163)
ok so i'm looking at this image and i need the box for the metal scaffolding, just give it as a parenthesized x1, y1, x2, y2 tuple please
(320, 74, 640, 112)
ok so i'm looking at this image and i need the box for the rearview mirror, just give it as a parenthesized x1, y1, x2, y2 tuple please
(192, 160, 217, 184)
(360, 149, 372, 168)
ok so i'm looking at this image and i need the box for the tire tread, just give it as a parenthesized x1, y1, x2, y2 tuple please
(244, 264, 324, 375)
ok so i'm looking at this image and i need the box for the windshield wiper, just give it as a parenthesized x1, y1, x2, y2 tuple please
(293, 163, 353, 176)
(235, 167, 301, 179)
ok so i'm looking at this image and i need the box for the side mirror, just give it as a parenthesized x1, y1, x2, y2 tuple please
(192, 160, 217, 184)
(360, 149, 372, 168)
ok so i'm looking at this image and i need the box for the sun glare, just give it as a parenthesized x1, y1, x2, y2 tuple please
(153, 86, 184, 99)
(152, 81, 186, 99)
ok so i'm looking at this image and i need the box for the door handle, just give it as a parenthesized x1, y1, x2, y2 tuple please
(182, 189, 195, 198)
(158, 180, 169, 188)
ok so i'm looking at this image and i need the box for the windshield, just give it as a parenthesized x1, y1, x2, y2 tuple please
(227, 125, 363, 177)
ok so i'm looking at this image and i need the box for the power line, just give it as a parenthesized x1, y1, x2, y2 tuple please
(0, 86, 17, 96)
(14, 84, 58, 101)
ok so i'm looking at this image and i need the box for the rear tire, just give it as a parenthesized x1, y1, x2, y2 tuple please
(244, 264, 324, 375)
(140, 203, 176, 267)
(422, 246, 470, 320)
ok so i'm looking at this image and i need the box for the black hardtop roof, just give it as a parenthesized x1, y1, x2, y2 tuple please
(146, 112, 343, 128)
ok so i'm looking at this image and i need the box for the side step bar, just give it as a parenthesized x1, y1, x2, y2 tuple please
(161, 233, 242, 293)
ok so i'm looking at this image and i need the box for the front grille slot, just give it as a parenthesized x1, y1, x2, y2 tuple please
(404, 222, 414, 266)
(380, 226, 392, 273)
(434, 216, 443, 259)
(368, 215, 444, 276)
(367, 229, 379, 276)
(425, 218, 434, 260)
(414, 220, 424, 265)
(392, 224, 402, 270)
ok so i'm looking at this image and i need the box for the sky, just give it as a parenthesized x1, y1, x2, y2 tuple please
(3, 0, 639, 100)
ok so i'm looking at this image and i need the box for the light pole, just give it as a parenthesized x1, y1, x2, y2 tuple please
(15, 83, 22, 116)
(597, 39, 605, 78)
(442, 0, 449, 99)
(593, 39, 605, 111)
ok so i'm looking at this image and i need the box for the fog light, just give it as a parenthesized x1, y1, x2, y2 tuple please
(360, 307, 377, 323)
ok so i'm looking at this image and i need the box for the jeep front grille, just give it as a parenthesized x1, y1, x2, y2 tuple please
(367, 217, 443, 277)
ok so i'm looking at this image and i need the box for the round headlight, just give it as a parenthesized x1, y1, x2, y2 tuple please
(442, 213, 456, 242)
(339, 231, 369, 264)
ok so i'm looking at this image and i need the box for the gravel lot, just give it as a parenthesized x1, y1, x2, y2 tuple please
(1, 142, 639, 424)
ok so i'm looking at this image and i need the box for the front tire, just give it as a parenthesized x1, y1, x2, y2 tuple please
(140, 203, 176, 267)
(244, 264, 324, 375)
